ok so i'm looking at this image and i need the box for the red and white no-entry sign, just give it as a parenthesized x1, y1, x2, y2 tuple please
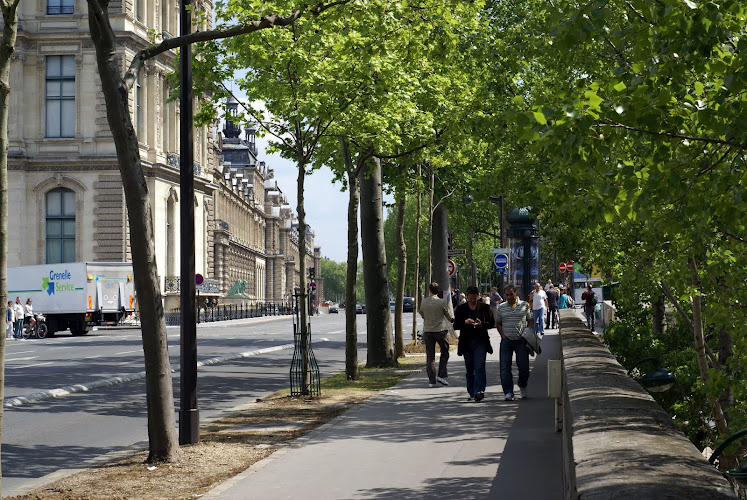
(559, 262, 567, 273)
(447, 259, 456, 276)
(566, 261, 574, 272)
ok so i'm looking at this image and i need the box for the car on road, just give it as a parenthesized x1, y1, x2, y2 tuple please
(402, 297, 415, 312)
(355, 303, 366, 314)
(329, 304, 339, 314)
(390, 301, 396, 312)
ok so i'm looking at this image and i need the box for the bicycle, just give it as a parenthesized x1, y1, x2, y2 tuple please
(22, 313, 48, 339)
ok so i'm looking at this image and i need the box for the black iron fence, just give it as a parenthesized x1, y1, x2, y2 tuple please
(164, 302, 295, 326)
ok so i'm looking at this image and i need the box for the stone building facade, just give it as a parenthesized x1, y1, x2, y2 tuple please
(8, 0, 215, 313)
(7, 2, 320, 310)
(214, 98, 320, 305)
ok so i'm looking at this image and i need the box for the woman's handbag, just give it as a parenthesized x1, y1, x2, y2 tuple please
(522, 326, 542, 356)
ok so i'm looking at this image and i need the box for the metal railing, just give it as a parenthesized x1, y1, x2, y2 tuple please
(164, 301, 295, 326)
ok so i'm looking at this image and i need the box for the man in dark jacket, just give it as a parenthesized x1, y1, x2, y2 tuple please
(581, 284, 598, 331)
(546, 285, 559, 329)
(454, 285, 494, 402)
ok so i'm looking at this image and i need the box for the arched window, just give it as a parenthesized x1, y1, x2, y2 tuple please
(46, 188, 76, 263)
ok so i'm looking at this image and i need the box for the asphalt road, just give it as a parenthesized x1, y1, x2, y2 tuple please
(1, 310, 420, 497)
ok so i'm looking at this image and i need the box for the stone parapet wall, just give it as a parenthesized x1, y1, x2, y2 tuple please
(558, 309, 735, 499)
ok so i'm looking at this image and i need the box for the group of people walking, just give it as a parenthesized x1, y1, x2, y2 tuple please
(6, 296, 35, 340)
(420, 282, 539, 402)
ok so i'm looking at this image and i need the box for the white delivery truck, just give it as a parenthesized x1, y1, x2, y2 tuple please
(8, 262, 135, 336)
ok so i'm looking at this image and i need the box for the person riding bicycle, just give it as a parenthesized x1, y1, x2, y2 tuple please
(24, 298, 36, 332)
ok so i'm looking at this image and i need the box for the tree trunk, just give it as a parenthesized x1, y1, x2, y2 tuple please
(426, 163, 434, 282)
(87, 1, 179, 462)
(432, 204, 449, 298)
(294, 127, 311, 394)
(688, 256, 728, 435)
(341, 137, 359, 380)
(412, 164, 422, 344)
(431, 203, 455, 339)
(0, 0, 21, 485)
(360, 158, 395, 367)
(467, 232, 476, 286)
(652, 293, 666, 335)
(716, 324, 733, 415)
(394, 188, 406, 358)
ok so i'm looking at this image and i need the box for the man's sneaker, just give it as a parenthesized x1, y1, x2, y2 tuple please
(504, 393, 514, 401)
(474, 392, 485, 402)
(520, 387, 527, 399)
(429, 383, 437, 388)
(436, 376, 449, 386)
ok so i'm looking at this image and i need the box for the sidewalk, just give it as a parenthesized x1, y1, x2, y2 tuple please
(203, 330, 563, 500)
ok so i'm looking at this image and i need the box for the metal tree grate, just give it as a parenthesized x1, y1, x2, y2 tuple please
(290, 288, 320, 397)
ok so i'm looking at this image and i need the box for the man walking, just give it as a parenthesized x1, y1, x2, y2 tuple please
(546, 285, 559, 329)
(489, 286, 502, 322)
(454, 286, 494, 402)
(582, 284, 598, 331)
(419, 282, 453, 388)
(495, 285, 533, 401)
(531, 281, 548, 336)
(6, 300, 15, 339)
(13, 297, 25, 339)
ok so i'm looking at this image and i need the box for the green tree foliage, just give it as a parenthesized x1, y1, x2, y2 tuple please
(320, 257, 363, 303)
(499, 0, 746, 457)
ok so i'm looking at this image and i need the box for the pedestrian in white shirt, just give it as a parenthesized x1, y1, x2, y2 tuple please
(531, 282, 548, 336)
(13, 297, 25, 339)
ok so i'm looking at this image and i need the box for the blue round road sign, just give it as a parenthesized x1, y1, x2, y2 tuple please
(494, 253, 508, 269)
(195, 273, 204, 286)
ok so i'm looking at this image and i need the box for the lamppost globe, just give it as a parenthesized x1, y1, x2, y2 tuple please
(627, 357, 675, 393)
(709, 429, 747, 489)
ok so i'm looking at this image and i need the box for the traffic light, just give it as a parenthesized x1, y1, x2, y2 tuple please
(309, 267, 315, 280)
(447, 232, 453, 250)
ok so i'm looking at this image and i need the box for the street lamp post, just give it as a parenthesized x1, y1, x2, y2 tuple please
(488, 196, 504, 291)
(627, 357, 675, 393)
(179, 0, 199, 446)
(709, 429, 747, 488)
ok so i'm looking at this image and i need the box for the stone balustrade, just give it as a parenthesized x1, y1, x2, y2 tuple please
(558, 309, 736, 499)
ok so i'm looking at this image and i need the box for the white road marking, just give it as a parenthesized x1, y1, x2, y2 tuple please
(5, 356, 39, 362)
(8, 361, 54, 369)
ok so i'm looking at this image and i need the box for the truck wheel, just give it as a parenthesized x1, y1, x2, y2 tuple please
(36, 323, 48, 339)
(70, 321, 90, 336)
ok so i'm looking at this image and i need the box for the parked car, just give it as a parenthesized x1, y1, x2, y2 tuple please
(355, 303, 366, 314)
(402, 297, 415, 312)
(390, 301, 396, 312)
(329, 304, 339, 314)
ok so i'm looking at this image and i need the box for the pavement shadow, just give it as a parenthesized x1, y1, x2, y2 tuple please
(487, 331, 563, 499)
(2, 442, 133, 479)
(353, 475, 498, 499)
